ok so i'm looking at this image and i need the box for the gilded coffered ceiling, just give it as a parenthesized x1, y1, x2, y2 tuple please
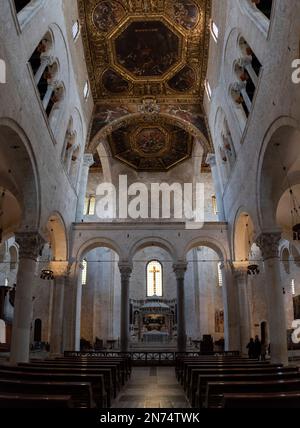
(78, 0, 212, 171)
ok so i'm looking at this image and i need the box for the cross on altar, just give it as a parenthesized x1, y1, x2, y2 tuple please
(149, 265, 160, 296)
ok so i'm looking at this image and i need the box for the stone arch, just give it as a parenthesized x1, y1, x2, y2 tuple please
(183, 236, 228, 262)
(45, 212, 68, 262)
(0, 118, 40, 233)
(256, 116, 300, 231)
(233, 210, 256, 262)
(88, 112, 212, 155)
(129, 237, 178, 264)
(76, 238, 123, 263)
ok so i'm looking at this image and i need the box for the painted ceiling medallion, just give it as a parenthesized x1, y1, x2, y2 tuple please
(166, 0, 200, 31)
(113, 20, 181, 79)
(132, 127, 169, 157)
(102, 69, 129, 94)
(92, 1, 126, 33)
(108, 122, 193, 171)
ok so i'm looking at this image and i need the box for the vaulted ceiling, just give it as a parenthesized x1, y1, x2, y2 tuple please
(79, 0, 212, 171)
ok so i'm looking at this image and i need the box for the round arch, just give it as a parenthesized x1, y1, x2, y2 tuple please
(233, 210, 255, 262)
(0, 118, 40, 231)
(128, 237, 178, 264)
(256, 116, 300, 231)
(183, 236, 228, 262)
(88, 112, 212, 155)
(45, 212, 68, 261)
(75, 237, 123, 263)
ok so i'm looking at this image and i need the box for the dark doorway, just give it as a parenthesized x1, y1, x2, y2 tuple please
(34, 318, 42, 342)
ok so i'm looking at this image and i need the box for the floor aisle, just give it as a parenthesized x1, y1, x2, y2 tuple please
(112, 367, 190, 408)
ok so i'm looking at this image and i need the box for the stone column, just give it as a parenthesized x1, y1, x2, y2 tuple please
(174, 262, 187, 352)
(256, 232, 288, 365)
(234, 264, 252, 354)
(119, 263, 132, 353)
(10, 232, 45, 364)
(220, 262, 241, 352)
(206, 154, 226, 221)
(75, 154, 94, 222)
(49, 263, 69, 355)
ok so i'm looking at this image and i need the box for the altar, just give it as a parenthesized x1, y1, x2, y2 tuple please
(143, 330, 169, 344)
(130, 297, 177, 344)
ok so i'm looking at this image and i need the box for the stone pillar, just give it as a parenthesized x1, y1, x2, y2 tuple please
(206, 154, 226, 221)
(10, 232, 45, 364)
(256, 232, 288, 365)
(34, 55, 52, 85)
(234, 264, 252, 354)
(75, 154, 94, 222)
(49, 263, 69, 355)
(119, 263, 132, 353)
(220, 262, 241, 352)
(174, 262, 187, 352)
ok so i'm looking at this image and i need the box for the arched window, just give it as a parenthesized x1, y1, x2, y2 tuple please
(83, 81, 90, 99)
(0, 319, 6, 344)
(34, 318, 42, 342)
(147, 260, 163, 297)
(72, 20, 80, 40)
(210, 20, 219, 43)
(81, 260, 88, 285)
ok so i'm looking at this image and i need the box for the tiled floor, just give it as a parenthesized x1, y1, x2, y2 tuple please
(112, 367, 190, 408)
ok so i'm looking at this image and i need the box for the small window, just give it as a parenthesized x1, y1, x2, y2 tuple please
(72, 20, 80, 40)
(14, 0, 31, 14)
(84, 195, 96, 216)
(82, 260, 88, 285)
(217, 262, 223, 287)
(210, 20, 219, 43)
(291, 279, 296, 296)
(205, 79, 212, 100)
(147, 260, 163, 297)
(4, 278, 8, 287)
(83, 81, 90, 99)
(212, 195, 218, 216)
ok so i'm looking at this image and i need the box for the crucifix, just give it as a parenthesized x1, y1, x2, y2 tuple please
(149, 264, 160, 296)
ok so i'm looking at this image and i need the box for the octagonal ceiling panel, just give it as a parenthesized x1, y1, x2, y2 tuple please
(79, 0, 212, 171)
(79, 0, 211, 100)
(113, 20, 182, 80)
(108, 121, 193, 171)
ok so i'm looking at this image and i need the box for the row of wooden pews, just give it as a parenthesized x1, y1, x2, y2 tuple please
(0, 355, 131, 408)
(176, 355, 300, 408)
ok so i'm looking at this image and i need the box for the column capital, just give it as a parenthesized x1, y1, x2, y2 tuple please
(206, 153, 216, 167)
(256, 232, 281, 260)
(15, 232, 45, 261)
(173, 262, 188, 280)
(50, 261, 71, 279)
(83, 153, 94, 168)
(233, 262, 249, 280)
(118, 263, 132, 280)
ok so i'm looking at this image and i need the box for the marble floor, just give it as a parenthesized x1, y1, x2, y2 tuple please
(112, 367, 190, 408)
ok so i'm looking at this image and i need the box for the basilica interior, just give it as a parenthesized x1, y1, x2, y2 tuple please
(0, 0, 300, 410)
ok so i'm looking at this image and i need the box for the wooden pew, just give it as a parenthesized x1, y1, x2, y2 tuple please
(183, 361, 270, 390)
(0, 365, 114, 404)
(187, 365, 291, 399)
(206, 378, 300, 408)
(0, 369, 107, 408)
(20, 361, 121, 394)
(194, 370, 300, 408)
(222, 391, 300, 408)
(0, 378, 95, 408)
(0, 393, 73, 408)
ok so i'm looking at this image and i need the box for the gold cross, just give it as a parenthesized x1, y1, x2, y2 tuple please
(149, 265, 160, 296)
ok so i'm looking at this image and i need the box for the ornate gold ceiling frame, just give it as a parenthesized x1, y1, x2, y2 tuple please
(108, 14, 188, 84)
(78, 0, 212, 102)
(130, 125, 171, 158)
(88, 112, 211, 155)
